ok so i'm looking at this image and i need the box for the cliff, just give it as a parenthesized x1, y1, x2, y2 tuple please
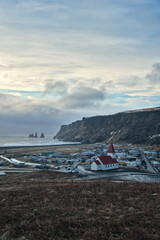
(54, 107, 160, 145)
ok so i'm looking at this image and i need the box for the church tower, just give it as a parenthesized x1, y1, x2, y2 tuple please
(107, 142, 116, 158)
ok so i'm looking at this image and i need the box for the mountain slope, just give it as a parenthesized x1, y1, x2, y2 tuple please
(54, 107, 160, 145)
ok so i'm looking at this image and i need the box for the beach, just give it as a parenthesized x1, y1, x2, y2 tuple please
(0, 143, 89, 158)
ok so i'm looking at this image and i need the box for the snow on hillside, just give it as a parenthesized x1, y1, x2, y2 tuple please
(150, 134, 160, 139)
(125, 107, 160, 114)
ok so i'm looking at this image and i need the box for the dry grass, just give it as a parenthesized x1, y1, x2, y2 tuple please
(0, 144, 88, 157)
(0, 171, 160, 240)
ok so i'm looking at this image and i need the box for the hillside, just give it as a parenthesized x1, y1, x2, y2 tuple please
(0, 171, 160, 240)
(54, 107, 160, 145)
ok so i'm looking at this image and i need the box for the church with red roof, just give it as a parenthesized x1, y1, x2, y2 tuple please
(91, 142, 119, 171)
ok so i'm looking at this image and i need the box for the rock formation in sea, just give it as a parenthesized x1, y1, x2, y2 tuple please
(40, 133, 45, 138)
(28, 133, 34, 138)
(28, 132, 38, 138)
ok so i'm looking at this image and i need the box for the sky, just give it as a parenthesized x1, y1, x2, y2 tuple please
(0, 0, 160, 136)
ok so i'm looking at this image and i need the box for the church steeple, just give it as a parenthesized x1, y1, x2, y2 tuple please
(108, 142, 116, 158)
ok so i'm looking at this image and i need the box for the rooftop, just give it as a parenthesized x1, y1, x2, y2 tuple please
(95, 156, 118, 165)
(108, 142, 115, 153)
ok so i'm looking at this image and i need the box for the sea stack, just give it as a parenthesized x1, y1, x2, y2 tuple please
(40, 133, 45, 138)
(28, 133, 34, 138)
(28, 132, 38, 138)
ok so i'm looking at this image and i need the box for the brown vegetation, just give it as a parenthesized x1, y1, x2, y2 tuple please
(0, 171, 160, 240)
(0, 144, 83, 158)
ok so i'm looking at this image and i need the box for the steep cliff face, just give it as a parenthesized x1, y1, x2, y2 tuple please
(54, 108, 160, 145)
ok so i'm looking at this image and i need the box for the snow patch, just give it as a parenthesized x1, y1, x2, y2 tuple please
(125, 107, 160, 113)
(150, 134, 160, 139)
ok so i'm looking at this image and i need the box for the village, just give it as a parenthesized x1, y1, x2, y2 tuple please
(0, 142, 160, 181)
(1, 142, 160, 239)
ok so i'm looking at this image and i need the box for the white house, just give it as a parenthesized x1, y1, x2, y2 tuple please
(115, 152, 128, 160)
(120, 157, 141, 167)
(129, 149, 139, 157)
(91, 156, 119, 171)
(151, 160, 160, 167)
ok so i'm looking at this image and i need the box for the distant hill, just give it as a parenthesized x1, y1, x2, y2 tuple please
(54, 107, 160, 145)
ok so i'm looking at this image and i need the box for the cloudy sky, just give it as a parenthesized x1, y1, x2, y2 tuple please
(0, 0, 160, 135)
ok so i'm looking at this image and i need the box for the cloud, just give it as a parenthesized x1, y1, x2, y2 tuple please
(104, 81, 115, 88)
(0, 1, 160, 136)
(0, 93, 60, 134)
(17, 1, 68, 12)
(105, 63, 160, 92)
(116, 76, 141, 87)
(146, 63, 160, 84)
(124, 90, 160, 97)
(61, 86, 105, 109)
(44, 80, 68, 95)
(0, 92, 86, 135)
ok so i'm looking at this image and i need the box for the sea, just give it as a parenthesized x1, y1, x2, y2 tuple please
(0, 135, 79, 148)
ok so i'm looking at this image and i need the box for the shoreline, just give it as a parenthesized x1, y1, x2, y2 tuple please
(0, 142, 90, 157)
(0, 142, 84, 150)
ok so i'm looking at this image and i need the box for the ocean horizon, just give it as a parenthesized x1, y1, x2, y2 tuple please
(0, 135, 79, 147)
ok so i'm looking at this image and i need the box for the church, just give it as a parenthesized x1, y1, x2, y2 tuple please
(91, 143, 119, 171)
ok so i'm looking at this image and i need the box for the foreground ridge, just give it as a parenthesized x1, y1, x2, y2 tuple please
(0, 171, 160, 240)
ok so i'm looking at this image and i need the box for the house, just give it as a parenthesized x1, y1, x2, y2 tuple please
(115, 152, 127, 160)
(119, 156, 141, 167)
(129, 149, 140, 157)
(151, 160, 160, 167)
(83, 151, 95, 156)
(41, 152, 54, 156)
(91, 156, 119, 171)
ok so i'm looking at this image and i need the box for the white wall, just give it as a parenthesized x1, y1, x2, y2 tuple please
(91, 161, 119, 171)
(127, 161, 137, 167)
(91, 162, 101, 171)
(102, 163, 118, 170)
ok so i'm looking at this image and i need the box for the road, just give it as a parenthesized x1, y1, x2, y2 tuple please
(0, 155, 53, 167)
(77, 165, 96, 175)
(75, 167, 160, 182)
(139, 149, 157, 173)
(0, 155, 40, 166)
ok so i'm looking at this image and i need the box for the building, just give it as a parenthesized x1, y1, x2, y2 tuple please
(107, 142, 116, 158)
(91, 155, 119, 171)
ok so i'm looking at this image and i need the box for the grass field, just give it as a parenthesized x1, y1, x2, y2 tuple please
(0, 171, 160, 240)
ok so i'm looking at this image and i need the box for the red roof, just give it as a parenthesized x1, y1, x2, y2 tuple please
(95, 160, 101, 165)
(95, 156, 118, 165)
(108, 142, 115, 153)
